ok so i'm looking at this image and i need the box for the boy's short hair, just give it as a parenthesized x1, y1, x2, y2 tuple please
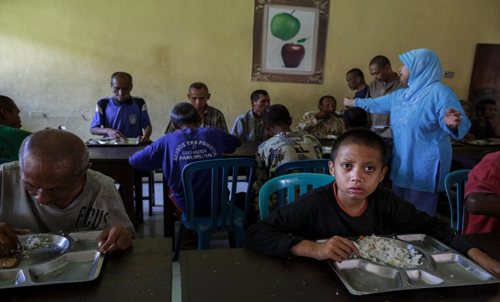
(189, 82, 208, 91)
(475, 99, 496, 117)
(331, 128, 388, 166)
(262, 104, 292, 127)
(250, 89, 269, 103)
(110, 72, 133, 84)
(343, 107, 370, 129)
(170, 102, 201, 127)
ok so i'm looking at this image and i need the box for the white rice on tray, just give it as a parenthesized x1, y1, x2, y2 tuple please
(356, 235, 423, 268)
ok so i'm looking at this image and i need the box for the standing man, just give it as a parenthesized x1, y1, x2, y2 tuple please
(296, 95, 344, 139)
(165, 82, 228, 133)
(231, 89, 270, 143)
(367, 55, 406, 136)
(346, 68, 369, 98)
(90, 72, 152, 143)
(0, 95, 31, 162)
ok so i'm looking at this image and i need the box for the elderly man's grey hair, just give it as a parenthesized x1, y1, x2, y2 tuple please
(19, 129, 89, 177)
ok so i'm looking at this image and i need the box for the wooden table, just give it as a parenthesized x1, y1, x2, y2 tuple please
(452, 143, 499, 170)
(180, 234, 500, 302)
(88, 145, 145, 227)
(3, 238, 172, 302)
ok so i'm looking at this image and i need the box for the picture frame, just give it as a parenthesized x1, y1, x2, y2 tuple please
(251, 0, 330, 84)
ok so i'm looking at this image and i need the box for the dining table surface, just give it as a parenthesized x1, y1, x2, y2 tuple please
(180, 233, 500, 302)
(451, 142, 499, 170)
(3, 238, 172, 302)
(87, 144, 146, 227)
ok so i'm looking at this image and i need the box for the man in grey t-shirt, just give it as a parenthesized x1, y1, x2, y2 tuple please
(0, 129, 134, 256)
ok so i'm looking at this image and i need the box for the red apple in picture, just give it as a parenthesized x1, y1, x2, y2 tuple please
(281, 38, 307, 68)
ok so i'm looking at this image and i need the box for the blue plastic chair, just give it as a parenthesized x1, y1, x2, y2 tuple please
(258, 172, 335, 219)
(444, 169, 471, 234)
(275, 159, 331, 176)
(173, 158, 257, 260)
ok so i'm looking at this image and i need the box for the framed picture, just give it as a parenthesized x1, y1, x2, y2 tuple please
(252, 0, 330, 84)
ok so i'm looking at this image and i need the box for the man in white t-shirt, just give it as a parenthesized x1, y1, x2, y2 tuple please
(0, 129, 134, 255)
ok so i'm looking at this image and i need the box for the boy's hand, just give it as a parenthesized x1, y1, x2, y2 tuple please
(312, 236, 359, 262)
(468, 248, 500, 278)
(343, 98, 355, 108)
(106, 129, 126, 140)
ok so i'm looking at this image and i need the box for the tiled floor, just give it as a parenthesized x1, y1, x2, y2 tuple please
(135, 183, 231, 302)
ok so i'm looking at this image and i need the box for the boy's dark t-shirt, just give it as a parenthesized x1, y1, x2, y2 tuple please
(246, 183, 473, 257)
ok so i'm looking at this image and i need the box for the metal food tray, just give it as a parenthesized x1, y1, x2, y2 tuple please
(328, 234, 499, 295)
(86, 138, 140, 146)
(0, 232, 104, 289)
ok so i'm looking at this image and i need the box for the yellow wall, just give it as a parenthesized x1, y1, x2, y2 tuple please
(1, 0, 499, 139)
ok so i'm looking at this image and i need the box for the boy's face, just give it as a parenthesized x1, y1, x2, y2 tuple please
(111, 77, 133, 102)
(329, 143, 387, 206)
(252, 95, 270, 115)
(483, 104, 497, 120)
(188, 88, 210, 113)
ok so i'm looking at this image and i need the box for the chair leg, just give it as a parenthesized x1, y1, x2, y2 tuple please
(229, 227, 245, 248)
(197, 230, 211, 250)
(173, 222, 186, 261)
(148, 172, 155, 216)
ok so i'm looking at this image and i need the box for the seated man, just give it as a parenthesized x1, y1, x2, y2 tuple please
(90, 72, 152, 143)
(342, 107, 370, 130)
(0, 95, 31, 162)
(130, 102, 240, 215)
(296, 95, 344, 139)
(165, 82, 228, 133)
(468, 99, 498, 140)
(230, 89, 270, 143)
(346, 68, 369, 99)
(464, 151, 500, 234)
(256, 104, 322, 189)
(0, 129, 134, 255)
(246, 129, 500, 278)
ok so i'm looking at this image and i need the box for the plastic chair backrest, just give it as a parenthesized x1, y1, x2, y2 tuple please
(275, 159, 331, 176)
(182, 157, 257, 232)
(444, 169, 471, 234)
(258, 172, 335, 219)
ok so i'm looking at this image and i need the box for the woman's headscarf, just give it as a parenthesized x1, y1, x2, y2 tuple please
(399, 48, 442, 100)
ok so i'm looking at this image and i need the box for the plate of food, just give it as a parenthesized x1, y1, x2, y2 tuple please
(87, 137, 140, 146)
(328, 234, 499, 295)
(0, 232, 104, 289)
(464, 138, 500, 146)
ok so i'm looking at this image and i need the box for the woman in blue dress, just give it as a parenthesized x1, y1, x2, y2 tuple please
(344, 48, 471, 216)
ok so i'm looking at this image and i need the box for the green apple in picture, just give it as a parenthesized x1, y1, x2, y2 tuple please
(271, 11, 301, 41)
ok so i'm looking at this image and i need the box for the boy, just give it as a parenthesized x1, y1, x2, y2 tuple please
(129, 102, 240, 215)
(230, 89, 270, 143)
(90, 72, 152, 143)
(246, 128, 500, 277)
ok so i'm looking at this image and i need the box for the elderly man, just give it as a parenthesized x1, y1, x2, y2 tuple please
(0, 129, 134, 255)
(296, 95, 344, 139)
(165, 82, 228, 133)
